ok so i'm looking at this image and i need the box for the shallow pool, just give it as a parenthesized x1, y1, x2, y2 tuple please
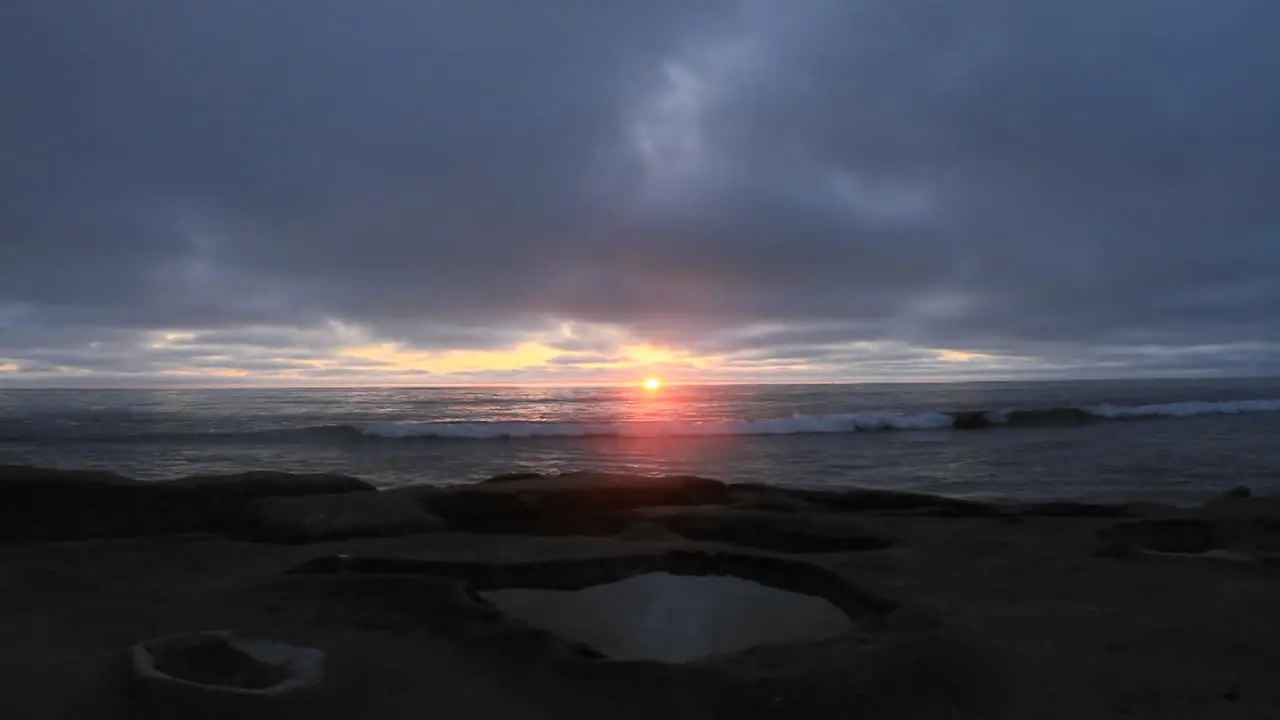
(481, 571, 854, 662)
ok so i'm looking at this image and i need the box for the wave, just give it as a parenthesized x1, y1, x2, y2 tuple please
(1087, 399, 1280, 419)
(355, 412, 957, 440)
(350, 398, 1280, 440)
(5, 398, 1277, 444)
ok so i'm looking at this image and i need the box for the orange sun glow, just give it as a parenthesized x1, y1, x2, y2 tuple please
(642, 377, 662, 391)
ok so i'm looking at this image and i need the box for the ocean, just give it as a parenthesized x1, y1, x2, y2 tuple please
(2, 378, 1279, 504)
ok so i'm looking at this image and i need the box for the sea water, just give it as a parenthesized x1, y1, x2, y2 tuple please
(3, 377, 1280, 503)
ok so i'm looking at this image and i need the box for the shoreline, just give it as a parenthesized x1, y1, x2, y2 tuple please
(2, 465, 1279, 718)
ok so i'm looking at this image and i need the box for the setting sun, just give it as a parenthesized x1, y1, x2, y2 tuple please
(642, 377, 662, 391)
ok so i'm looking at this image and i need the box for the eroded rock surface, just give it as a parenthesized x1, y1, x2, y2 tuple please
(1098, 518, 1219, 556)
(778, 485, 1003, 517)
(286, 549, 897, 618)
(0, 465, 231, 541)
(4, 477, 1280, 719)
(130, 631, 326, 719)
(148, 635, 291, 689)
(0, 466, 375, 542)
(421, 472, 730, 535)
(250, 491, 445, 543)
(623, 507, 893, 553)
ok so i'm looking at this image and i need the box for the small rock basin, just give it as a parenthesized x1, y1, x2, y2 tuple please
(481, 571, 855, 663)
(130, 630, 324, 709)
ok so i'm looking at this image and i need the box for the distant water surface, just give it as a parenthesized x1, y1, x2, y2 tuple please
(3, 378, 1280, 503)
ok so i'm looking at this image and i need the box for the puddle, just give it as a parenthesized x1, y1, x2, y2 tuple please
(151, 636, 290, 689)
(481, 571, 853, 662)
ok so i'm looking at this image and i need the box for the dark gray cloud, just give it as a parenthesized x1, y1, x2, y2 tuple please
(2, 0, 1279, 383)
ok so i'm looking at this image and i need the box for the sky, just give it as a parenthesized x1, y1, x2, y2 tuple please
(2, 0, 1279, 387)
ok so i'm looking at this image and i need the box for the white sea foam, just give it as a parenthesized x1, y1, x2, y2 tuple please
(357, 411, 956, 440)
(1087, 398, 1280, 419)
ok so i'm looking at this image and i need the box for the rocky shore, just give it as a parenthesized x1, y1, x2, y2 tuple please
(2, 464, 1279, 718)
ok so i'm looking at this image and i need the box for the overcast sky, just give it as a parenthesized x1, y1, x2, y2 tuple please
(2, 0, 1278, 386)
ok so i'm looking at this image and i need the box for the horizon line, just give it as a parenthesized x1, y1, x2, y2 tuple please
(1, 374, 1275, 391)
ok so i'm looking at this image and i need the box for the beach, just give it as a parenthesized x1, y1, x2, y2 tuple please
(7, 0, 1280, 715)
(2, 465, 1279, 719)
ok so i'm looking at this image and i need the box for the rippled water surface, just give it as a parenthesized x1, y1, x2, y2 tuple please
(3, 378, 1280, 502)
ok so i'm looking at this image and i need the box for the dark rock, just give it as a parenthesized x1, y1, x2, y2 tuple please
(1197, 490, 1280, 554)
(481, 472, 547, 484)
(0, 466, 376, 542)
(625, 508, 893, 554)
(0, 464, 137, 486)
(780, 487, 1002, 517)
(1003, 407, 1096, 428)
(1201, 488, 1280, 520)
(725, 483, 827, 512)
(1098, 518, 1218, 555)
(130, 631, 325, 718)
(617, 522, 684, 542)
(275, 560, 1012, 719)
(949, 411, 994, 430)
(1222, 486, 1253, 499)
(170, 471, 374, 499)
(0, 465, 201, 541)
(421, 472, 731, 535)
(249, 491, 445, 543)
(415, 487, 543, 533)
(1022, 501, 1133, 518)
(1115, 501, 1180, 517)
(286, 548, 897, 618)
(166, 471, 376, 536)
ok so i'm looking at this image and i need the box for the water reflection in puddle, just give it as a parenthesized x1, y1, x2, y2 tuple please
(481, 572, 853, 662)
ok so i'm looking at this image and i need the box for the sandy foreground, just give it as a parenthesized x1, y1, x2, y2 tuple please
(2, 466, 1279, 719)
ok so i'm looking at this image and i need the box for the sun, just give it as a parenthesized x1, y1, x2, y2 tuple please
(642, 377, 662, 391)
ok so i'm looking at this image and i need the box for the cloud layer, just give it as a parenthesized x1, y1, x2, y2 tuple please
(3, 0, 1279, 384)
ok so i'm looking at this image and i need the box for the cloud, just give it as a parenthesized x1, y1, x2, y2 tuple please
(547, 353, 625, 367)
(2, 0, 1279, 384)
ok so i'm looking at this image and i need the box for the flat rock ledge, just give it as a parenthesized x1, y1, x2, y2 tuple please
(622, 506, 893, 554)
(5, 470, 1280, 718)
(269, 552, 1025, 718)
(0, 465, 377, 542)
(280, 550, 898, 669)
(249, 492, 445, 544)
(286, 548, 897, 620)
(6, 466, 1280, 564)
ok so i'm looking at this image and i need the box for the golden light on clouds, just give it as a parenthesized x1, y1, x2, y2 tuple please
(158, 368, 250, 377)
(22, 318, 959, 386)
(340, 341, 561, 374)
(620, 343, 677, 365)
(938, 350, 988, 362)
(333, 331, 703, 379)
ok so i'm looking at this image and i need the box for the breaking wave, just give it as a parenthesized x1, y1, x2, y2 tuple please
(355, 412, 956, 440)
(1087, 399, 1280, 419)
(350, 398, 1280, 440)
(5, 398, 1277, 445)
